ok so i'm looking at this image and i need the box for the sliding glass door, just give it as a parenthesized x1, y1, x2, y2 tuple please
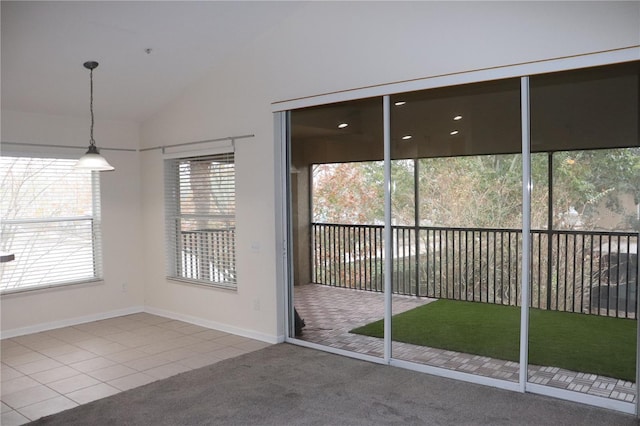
(283, 58, 640, 414)
(288, 97, 385, 357)
(386, 79, 524, 383)
(527, 62, 639, 408)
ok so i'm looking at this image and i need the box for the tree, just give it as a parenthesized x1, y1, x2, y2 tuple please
(312, 162, 384, 224)
(552, 148, 640, 231)
(312, 147, 640, 232)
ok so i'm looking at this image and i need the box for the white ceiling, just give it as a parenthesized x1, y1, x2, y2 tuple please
(1, 1, 301, 123)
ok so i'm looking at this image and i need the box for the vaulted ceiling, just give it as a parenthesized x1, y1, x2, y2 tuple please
(1, 1, 301, 123)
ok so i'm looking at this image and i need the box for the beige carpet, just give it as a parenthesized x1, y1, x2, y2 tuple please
(30, 343, 636, 425)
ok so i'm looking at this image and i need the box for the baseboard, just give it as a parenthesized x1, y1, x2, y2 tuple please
(0, 306, 145, 339)
(144, 306, 282, 344)
(0, 304, 283, 344)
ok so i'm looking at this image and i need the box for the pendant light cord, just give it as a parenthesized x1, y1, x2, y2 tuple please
(89, 67, 95, 147)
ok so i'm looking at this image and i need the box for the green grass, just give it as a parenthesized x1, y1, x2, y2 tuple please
(351, 299, 637, 381)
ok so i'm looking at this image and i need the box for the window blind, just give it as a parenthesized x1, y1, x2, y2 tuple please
(165, 153, 236, 288)
(0, 156, 103, 292)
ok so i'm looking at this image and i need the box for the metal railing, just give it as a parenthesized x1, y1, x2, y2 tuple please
(312, 223, 639, 318)
(181, 228, 236, 284)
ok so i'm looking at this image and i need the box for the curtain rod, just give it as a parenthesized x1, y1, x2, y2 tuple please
(2, 133, 255, 154)
(1, 141, 137, 152)
(139, 134, 255, 152)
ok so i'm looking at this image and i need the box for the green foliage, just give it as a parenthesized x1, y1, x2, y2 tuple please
(313, 162, 385, 224)
(418, 155, 526, 228)
(351, 299, 636, 380)
(313, 148, 640, 231)
(553, 149, 640, 231)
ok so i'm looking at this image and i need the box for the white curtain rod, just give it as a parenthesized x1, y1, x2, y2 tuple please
(2, 134, 255, 153)
(139, 134, 255, 152)
(1, 141, 137, 152)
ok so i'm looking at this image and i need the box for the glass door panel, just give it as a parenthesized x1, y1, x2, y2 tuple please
(385, 79, 523, 382)
(529, 61, 639, 406)
(288, 97, 385, 357)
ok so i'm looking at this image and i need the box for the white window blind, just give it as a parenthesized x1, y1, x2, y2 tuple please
(0, 156, 103, 292)
(165, 152, 236, 288)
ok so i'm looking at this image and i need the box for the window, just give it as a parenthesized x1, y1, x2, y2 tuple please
(165, 153, 236, 288)
(0, 156, 103, 292)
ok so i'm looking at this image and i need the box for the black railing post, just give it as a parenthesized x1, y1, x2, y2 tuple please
(546, 152, 554, 310)
(414, 159, 420, 297)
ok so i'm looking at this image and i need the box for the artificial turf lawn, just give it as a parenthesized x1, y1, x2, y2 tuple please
(350, 299, 636, 381)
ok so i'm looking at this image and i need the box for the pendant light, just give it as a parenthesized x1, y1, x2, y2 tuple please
(75, 61, 115, 171)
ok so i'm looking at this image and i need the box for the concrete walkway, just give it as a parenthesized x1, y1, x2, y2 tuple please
(294, 283, 636, 404)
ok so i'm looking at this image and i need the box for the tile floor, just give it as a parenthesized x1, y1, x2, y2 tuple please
(1, 313, 271, 426)
(294, 283, 637, 404)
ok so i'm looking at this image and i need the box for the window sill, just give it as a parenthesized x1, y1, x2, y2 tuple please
(0, 278, 104, 297)
(166, 277, 237, 292)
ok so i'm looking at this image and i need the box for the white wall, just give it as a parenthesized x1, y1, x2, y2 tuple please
(140, 1, 640, 341)
(0, 110, 144, 336)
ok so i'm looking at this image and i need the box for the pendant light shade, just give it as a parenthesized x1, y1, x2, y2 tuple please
(75, 61, 114, 171)
(76, 144, 115, 171)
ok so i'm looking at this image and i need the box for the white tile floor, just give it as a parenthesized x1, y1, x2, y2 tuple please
(0, 313, 271, 425)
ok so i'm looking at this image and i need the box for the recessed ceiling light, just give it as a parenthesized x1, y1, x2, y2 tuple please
(338, 123, 348, 129)
(450, 130, 459, 136)
(394, 101, 406, 106)
(453, 115, 462, 121)
(402, 135, 412, 140)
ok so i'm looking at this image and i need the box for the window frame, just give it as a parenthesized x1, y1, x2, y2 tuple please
(164, 149, 237, 290)
(0, 152, 104, 294)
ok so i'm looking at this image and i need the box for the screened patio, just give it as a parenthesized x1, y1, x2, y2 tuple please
(287, 61, 640, 408)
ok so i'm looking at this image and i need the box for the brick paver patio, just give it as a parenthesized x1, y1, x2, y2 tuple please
(294, 283, 636, 404)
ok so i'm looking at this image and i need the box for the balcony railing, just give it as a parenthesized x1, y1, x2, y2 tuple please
(181, 228, 236, 284)
(312, 223, 639, 319)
